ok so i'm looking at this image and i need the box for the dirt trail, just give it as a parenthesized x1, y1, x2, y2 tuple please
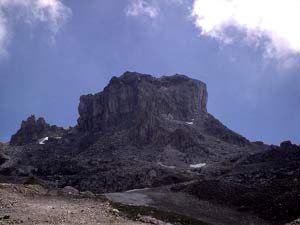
(0, 183, 148, 225)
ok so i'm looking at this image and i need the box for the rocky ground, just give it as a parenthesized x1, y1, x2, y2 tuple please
(104, 182, 270, 225)
(286, 219, 300, 225)
(172, 142, 300, 224)
(0, 183, 150, 225)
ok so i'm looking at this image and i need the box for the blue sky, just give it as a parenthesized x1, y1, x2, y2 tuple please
(0, 0, 300, 145)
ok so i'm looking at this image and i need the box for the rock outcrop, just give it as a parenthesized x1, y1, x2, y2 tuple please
(10, 115, 66, 146)
(77, 72, 248, 146)
(77, 72, 207, 133)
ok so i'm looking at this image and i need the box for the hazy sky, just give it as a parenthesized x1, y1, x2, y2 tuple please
(1, 0, 300, 145)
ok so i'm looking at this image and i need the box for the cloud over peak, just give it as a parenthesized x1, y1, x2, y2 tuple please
(192, 0, 300, 60)
(0, 0, 71, 56)
(126, 0, 184, 19)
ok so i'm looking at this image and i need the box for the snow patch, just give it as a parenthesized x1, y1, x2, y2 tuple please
(158, 162, 176, 169)
(39, 137, 49, 145)
(125, 188, 150, 193)
(190, 163, 206, 168)
(186, 118, 195, 125)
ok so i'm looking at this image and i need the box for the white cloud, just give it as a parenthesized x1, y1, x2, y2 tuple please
(168, 0, 184, 5)
(126, 0, 184, 18)
(0, 0, 71, 57)
(0, 12, 8, 56)
(192, 0, 300, 60)
(126, 0, 158, 18)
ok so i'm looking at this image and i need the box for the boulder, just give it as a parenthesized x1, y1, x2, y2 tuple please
(286, 219, 300, 225)
(62, 186, 79, 195)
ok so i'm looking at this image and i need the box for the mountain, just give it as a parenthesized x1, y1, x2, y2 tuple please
(1, 72, 258, 190)
(1, 72, 299, 224)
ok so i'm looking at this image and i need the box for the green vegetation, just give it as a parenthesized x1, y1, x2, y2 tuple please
(110, 201, 211, 225)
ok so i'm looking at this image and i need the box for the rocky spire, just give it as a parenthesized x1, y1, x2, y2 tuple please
(10, 115, 66, 146)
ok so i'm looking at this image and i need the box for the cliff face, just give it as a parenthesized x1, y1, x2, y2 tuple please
(77, 72, 247, 146)
(77, 72, 208, 132)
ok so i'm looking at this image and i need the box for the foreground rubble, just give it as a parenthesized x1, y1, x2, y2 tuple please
(0, 183, 148, 225)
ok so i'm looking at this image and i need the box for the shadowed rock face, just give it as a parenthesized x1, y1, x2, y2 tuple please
(77, 72, 208, 132)
(10, 115, 66, 146)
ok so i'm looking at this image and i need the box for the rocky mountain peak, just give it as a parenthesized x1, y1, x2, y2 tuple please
(10, 115, 66, 146)
(77, 71, 208, 132)
(5, 72, 253, 195)
(2, 72, 300, 224)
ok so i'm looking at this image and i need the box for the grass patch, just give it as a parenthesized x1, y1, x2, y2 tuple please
(110, 201, 211, 225)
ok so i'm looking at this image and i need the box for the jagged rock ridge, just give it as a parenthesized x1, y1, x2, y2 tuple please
(10, 115, 66, 146)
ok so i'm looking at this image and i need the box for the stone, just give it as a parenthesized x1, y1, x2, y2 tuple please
(280, 140, 297, 149)
(286, 219, 300, 225)
(3, 215, 10, 220)
(80, 191, 95, 198)
(138, 215, 173, 225)
(0, 153, 8, 166)
(62, 186, 79, 195)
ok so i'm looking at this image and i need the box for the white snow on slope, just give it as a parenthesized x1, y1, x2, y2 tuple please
(158, 162, 176, 169)
(190, 163, 206, 168)
(125, 188, 150, 193)
(185, 121, 194, 125)
(39, 137, 49, 145)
